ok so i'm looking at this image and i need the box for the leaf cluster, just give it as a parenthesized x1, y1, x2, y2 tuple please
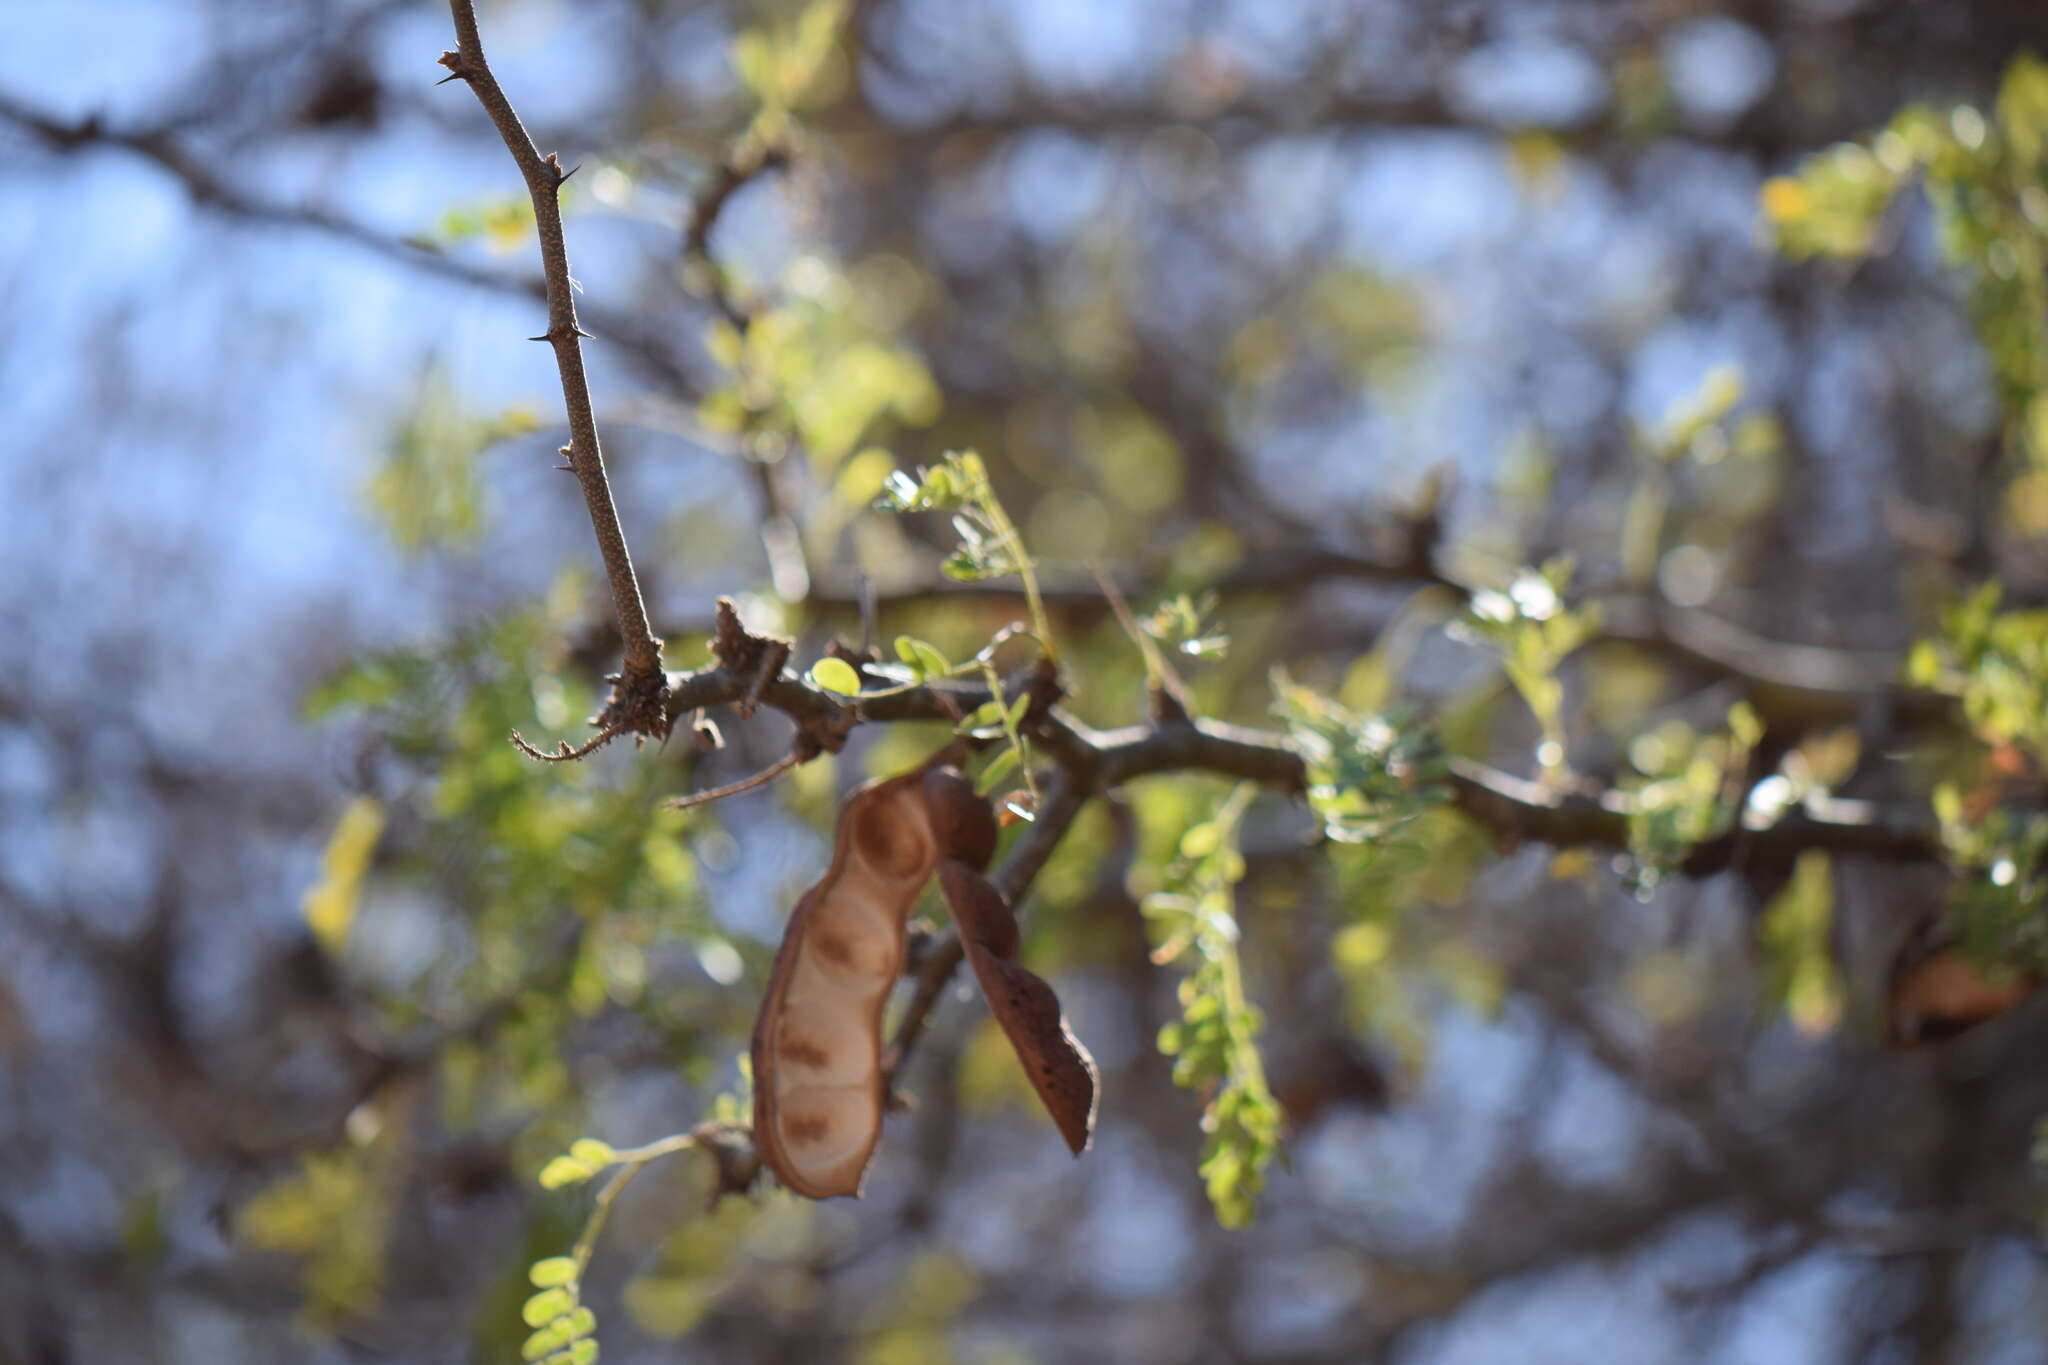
(1144, 786, 1283, 1229)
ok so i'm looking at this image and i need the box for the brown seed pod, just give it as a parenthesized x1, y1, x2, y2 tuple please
(750, 770, 938, 1198)
(1888, 943, 2039, 1047)
(936, 858, 1099, 1155)
(753, 749, 1098, 1196)
(921, 766, 999, 873)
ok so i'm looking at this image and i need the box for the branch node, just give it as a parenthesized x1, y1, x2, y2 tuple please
(709, 596, 792, 683)
(738, 639, 791, 718)
(1150, 684, 1191, 727)
(688, 1119, 761, 1208)
(711, 597, 750, 667)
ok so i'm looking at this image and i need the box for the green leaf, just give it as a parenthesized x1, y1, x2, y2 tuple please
(523, 1287, 575, 1327)
(301, 796, 386, 955)
(975, 747, 1020, 795)
(808, 657, 863, 696)
(959, 700, 1007, 733)
(528, 1256, 579, 1288)
(567, 1139, 616, 1168)
(1146, 786, 1282, 1228)
(538, 1156, 595, 1190)
(893, 635, 951, 680)
(524, 1321, 573, 1360)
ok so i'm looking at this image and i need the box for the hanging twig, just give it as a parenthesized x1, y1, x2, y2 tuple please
(438, 1, 668, 739)
(665, 747, 806, 811)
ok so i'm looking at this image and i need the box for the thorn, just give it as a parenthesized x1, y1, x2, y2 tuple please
(738, 640, 788, 718)
(711, 598, 749, 668)
(555, 464, 574, 472)
(559, 161, 582, 184)
(434, 51, 470, 84)
(528, 332, 551, 342)
(1149, 685, 1191, 727)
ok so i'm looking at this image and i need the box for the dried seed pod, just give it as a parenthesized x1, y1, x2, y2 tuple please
(921, 766, 998, 873)
(751, 770, 938, 1197)
(935, 858, 1098, 1155)
(754, 750, 1099, 1196)
(1888, 944, 2038, 1046)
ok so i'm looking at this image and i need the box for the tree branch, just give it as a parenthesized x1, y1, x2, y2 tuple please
(807, 543, 1951, 735)
(0, 90, 706, 404)
(668, 599, 1941, 867)
(438, 4, 667, 730)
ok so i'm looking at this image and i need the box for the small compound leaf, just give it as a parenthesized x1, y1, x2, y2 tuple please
(538, 1156, 596, 1190)
(808, 657, 863, 696)
(894, 635, 951, 680)
(975, 747, 1020, 795)
(524, 1322, 572, 1361)
(523, 1287, 575, 1327)
(528, 1256, 578, 1288)
(567, 1139, 615, 1168)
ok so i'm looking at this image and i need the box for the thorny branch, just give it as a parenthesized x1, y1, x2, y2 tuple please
(438, 1, 669, 737)
(0, 78, 1939, 749)
(176, 0, 1958, 1153)
(677, 601, 1939, 869)
(667, 595, 1945, 1087)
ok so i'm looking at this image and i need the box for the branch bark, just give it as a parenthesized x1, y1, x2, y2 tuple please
(438, 3, 667, 731)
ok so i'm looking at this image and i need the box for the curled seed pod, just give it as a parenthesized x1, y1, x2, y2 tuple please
(751, 770, 938, 1197)
(936, 858, 1099, 1154)
(754, 745, 1100, 1196)
(921, 765, 999, 873)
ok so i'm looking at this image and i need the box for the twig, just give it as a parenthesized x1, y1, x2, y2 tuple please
(655, 647, 1941, 867)
(568, 1127, 723, 1277)
(666, 747, 804, 810)
(1089, 560, 1191, 717)
(684, 148, 790, 331)
(0, 91, 705, 405)
(438, 3, 667, 733)
(509, 724, 627, 763)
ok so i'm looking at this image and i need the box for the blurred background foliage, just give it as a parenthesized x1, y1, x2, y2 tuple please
(10, 0, 2048, 1361)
